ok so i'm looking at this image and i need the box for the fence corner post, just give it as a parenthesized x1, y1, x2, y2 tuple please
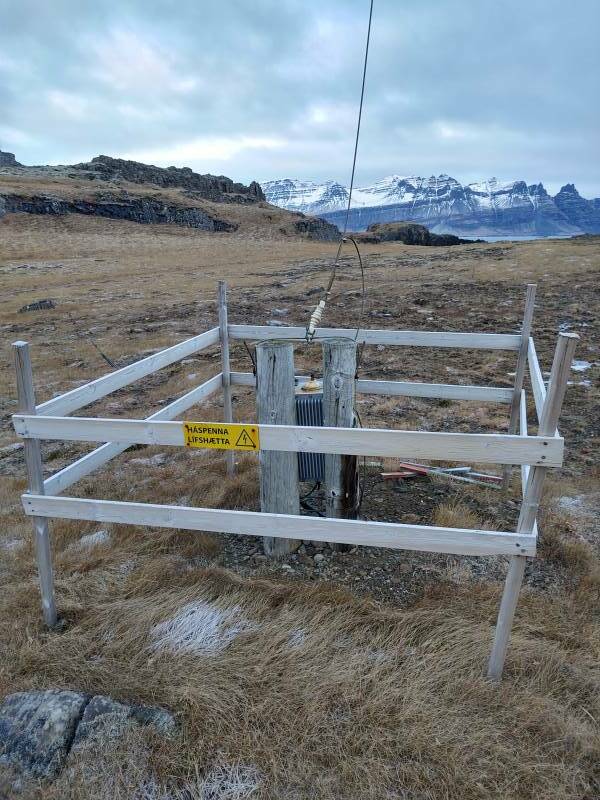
(12, 340, 58, 628)
(487, 330, 578, 680)
(503, 283, 536, 491)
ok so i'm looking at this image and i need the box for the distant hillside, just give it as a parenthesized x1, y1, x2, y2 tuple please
(0, 152, 339, 241)
(263, 174, 600, 237)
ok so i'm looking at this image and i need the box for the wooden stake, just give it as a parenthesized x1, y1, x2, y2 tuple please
(218, 281, 235, 476)
(13, 341, 58, 627)
(322, 339, 358, 550)
(256, 340, 300, 557)
(488, 331, 578, 680)
(503, 284, 536, 490)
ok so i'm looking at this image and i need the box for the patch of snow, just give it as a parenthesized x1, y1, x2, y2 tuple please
(130, 453, 167, 467)
(1, 538, 25, 552)
(187, 373, 198, 380)
(571, 360, 592, 373)
(79, 529, 111, 548)
(151, 601, 257, 656)
(568, 380, 591, 387)
(559, 495, 584, 512)
(287, 628, 306, 649)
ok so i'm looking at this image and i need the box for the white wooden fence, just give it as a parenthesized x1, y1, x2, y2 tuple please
(12, 282, 578, 680)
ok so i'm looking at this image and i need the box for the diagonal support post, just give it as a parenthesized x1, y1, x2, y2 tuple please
(487, 331, 578, 680)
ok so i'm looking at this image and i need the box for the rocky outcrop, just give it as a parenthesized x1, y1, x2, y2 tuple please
(0, 193, 236, 231)
(72, 155, 265, 203)
(360, 221, 476, 246)
(292, 215, 340, 241)
(0, 690, 175, 779)
(0, 150, 21, 168)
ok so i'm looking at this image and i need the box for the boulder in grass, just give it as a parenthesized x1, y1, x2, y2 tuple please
(0, 690, 176, 780)
(0, 690, 88, 779)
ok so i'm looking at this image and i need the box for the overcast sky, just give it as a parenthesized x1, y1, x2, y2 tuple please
(1, 0, 598, 196)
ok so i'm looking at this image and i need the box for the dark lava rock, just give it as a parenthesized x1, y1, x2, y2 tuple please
(0, 193, 236, 232)
(18, 299, 56, 313)
(0, 150, 21, 168)
(0, 690, 176, 779)
(0, 690, 88, 779)
(359, 221, 476, 246)
(72, 695, 176, 747)
(292, 215, 340, 241)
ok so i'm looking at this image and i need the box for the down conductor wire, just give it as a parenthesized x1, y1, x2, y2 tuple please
(306, 0, 374, 342)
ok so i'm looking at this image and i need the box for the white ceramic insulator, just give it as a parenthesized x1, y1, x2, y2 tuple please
(307, 300, 326, 337)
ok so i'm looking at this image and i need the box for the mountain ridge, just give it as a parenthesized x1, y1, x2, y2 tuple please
(263, 175, 600, 237)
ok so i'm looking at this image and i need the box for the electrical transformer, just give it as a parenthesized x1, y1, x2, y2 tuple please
(295, 380, 324, 482)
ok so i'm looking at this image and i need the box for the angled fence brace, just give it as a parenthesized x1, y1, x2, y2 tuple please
(13, 341, 58, 627)
(503, 284, 536, 490)
(487, 331, 578, 680)
(218, 280, 235, 476)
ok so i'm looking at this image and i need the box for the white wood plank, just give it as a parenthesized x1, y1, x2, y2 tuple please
(44, 374, 223, 496)
(22, 495, 537, 557)
(13, 415, 563, 466)
(230, 372, 513, 403)
(36, 327, 220, 417)
(519, 389, 538, 538)
(528, 337, 546, 422)
(229, 325, 521, 351)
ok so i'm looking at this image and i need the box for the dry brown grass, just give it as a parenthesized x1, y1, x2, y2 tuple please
(432, 500, 484, 529)
(2, 207, 600, 797)
(1, 558, 600, 799)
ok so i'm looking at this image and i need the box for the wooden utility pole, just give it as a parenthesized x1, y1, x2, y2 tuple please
(13, 341, 58, 627)
(218, 281, 235, 476)
(323, 339, 358, 550)
(255, 340, 300, 557)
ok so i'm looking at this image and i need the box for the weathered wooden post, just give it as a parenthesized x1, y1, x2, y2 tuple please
(218, 281, 235, 476)
(487, 331, 578, 680)
(323, 338, 359, 549)
(13, 341, 58, 627)
(503, 283, 536, 490)
(256, 340, 300, 557)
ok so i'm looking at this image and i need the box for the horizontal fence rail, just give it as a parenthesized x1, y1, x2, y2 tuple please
(230, 371, 514, 404)
(44, 374, 223, 496)
(22, 495, 537, 557)
(228, 325, 522, 351)
(36, 327, 220, 418)
(13, 415, 563, 466)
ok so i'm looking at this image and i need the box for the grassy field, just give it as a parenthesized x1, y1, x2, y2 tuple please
(1, 210, 599, 799)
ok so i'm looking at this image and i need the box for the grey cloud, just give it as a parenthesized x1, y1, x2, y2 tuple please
(0, 0, 598, 195)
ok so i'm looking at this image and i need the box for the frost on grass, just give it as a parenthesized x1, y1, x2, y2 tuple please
(79, 529, 111, 548)
(151, 601, 257, 656)
(287, 628, 306, 649)
(199, 761, 261, 800)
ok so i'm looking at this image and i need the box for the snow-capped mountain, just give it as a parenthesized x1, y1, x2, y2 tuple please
(262, 175, 600, 236)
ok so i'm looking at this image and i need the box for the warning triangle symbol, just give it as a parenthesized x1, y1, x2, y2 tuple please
(235, 428, 257, 448)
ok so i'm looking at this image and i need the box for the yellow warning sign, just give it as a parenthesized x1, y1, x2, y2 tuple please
(183, 421, 260, 451)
